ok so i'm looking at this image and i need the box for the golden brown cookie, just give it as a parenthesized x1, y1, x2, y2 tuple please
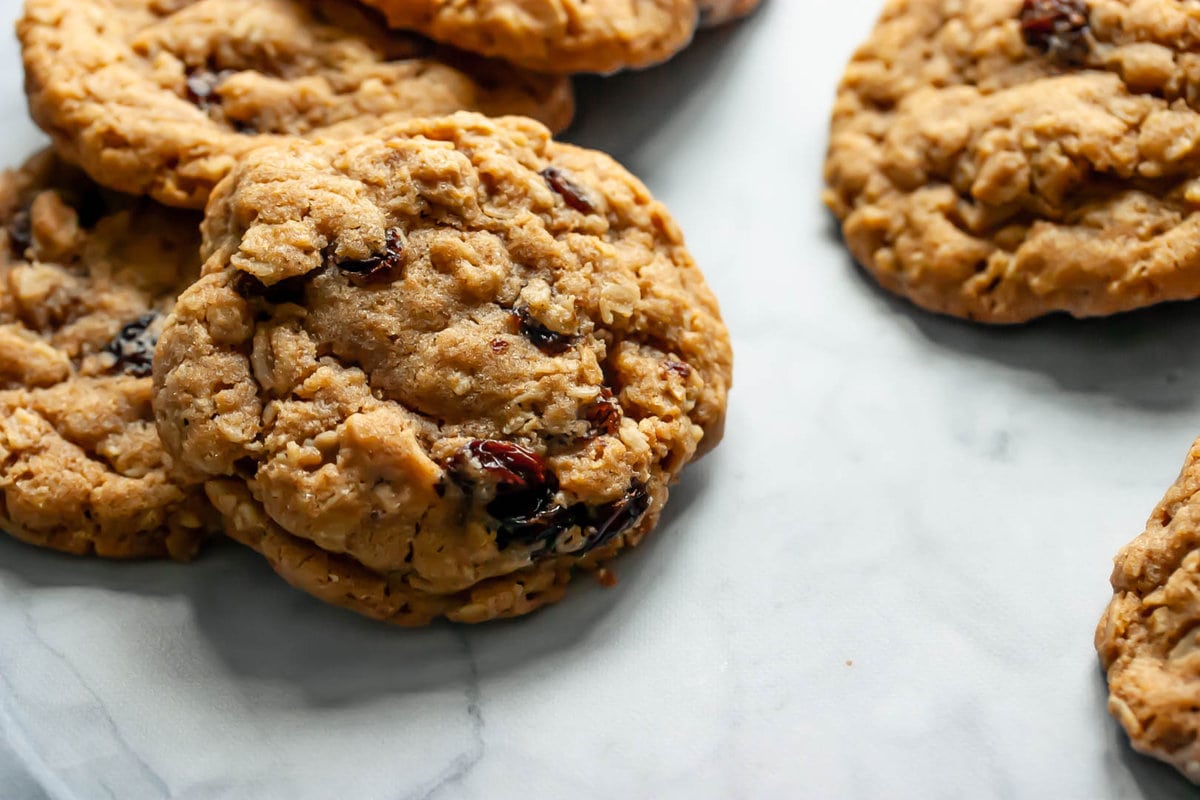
(153, 113, 732, 624)
(825, 0, 1200, 323)
(18, 0, 574, 210)
(1097, 437, 1200, 783)
(0, 151, 216, 560)
(357, 0, 699, 75)
(698, 0, 761, 27)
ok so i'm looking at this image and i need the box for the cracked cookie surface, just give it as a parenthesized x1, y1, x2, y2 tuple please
(358, 0, 699, 75)
(154, 112, 732, 624)
(825, 0, 1200, 322)
(19, 0, 574, 210)
(0, 151, 216, 560)
(1097, 437, 1200, 783)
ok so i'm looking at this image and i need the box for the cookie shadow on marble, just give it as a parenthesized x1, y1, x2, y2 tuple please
(565, 7, 766, 169)
(0, 456, 716, 706)
(823, 217, 1200, 413)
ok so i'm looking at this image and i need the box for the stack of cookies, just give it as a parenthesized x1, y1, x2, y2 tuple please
(1, 0, 749, 624)
(824, 0, 1200, 783)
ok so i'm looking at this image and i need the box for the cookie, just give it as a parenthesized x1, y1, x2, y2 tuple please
(18, 0, 575, 210)
(0, 150, 216, 560)
(357, 0, 699, 75)
(1096, 437, 1200, 783)
(153, 112, 732, 624)
(825, 0, 1200, 323)
(698, 0, 761, 27)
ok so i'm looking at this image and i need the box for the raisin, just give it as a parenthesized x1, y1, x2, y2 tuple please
(72, 185, 109, 229)
(447, 441, 649, 557)
(579, 483, 651, 553)
(1020, 0, 1090, 63)
(466, 439, 548, 487)
(185, 69, 235, 111)
(447, 439, 564, 549)
(235, 272, 308, 306)
(491, 494, 576, 550)
(664, 359, 692, 379)
(540, 166, 595, 214)
(514, 307, 575, 355)
(103, 312, 161, 377)
(327, 228, 405, 283)
(490, 338, 509, 354)
(7, 210, 31, 257)
(586, 388, 621, 436)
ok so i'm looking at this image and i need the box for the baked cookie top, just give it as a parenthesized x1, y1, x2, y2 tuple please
(0, 151, 215, 560)
(357, 0, 698, 75)
(154, 113, 732, 617)
(1097, 437, 1200, 783)
(825, 0, 1200, 323)
(19, 0, 575, 210)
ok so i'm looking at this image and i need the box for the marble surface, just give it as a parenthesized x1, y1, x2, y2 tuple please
(1, 1, 1199, 797)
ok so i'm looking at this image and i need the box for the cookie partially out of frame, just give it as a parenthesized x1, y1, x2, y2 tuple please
(19, 0, 575, 210)
(358, 0, 700, 75)
(698, 0, 761, 28)
(826, 0, 1200, 322)
(1097, 437, 1200, 783)
(153, 113, 732, 624)
(0, 151, 216, 560)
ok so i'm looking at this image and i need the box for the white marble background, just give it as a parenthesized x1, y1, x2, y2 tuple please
(1, 0, 1197, 797)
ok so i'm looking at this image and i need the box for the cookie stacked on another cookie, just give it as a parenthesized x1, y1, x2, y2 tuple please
(153, 113, 732, 624)
(357, 0, 763, 75)
(4, 0, 735, 623)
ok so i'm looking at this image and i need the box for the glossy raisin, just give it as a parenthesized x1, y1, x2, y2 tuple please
(540, 167, 595, 214)
(103, 312, 161, 377)
(466, 439, 548, 487)
(328, 228, 405, 283)
(664, 359, 693, 379)
(447, 439, 563, 549)
(586, 388, 621, 436)
(185, 69, 235, 111)
(579, 483, 651, 553)
(7, 210, 31, 257)
(1020, 0, 1089, 63)
(491, 495, 576, 551)
(514, 307, 575, 355)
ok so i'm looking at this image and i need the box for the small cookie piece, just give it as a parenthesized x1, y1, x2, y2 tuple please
(698, 0, 761, 28)
(1097, 437, 1200, 783)
(357, 0, 699, 75)
(0, 151, 216, 559)
(825, 0, 1200, 322)
(19, 0, 575, 210)
(154, 113, 732, 624)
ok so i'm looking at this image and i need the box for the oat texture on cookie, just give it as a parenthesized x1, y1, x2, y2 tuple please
(1097, 437, 1200, 783)
(825, 0, 1200, 322)
(0, 150, 216, 560)
(358, 0, 699, 75)
(18, 0, 574, 209)
(153, 113, 732, 624)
